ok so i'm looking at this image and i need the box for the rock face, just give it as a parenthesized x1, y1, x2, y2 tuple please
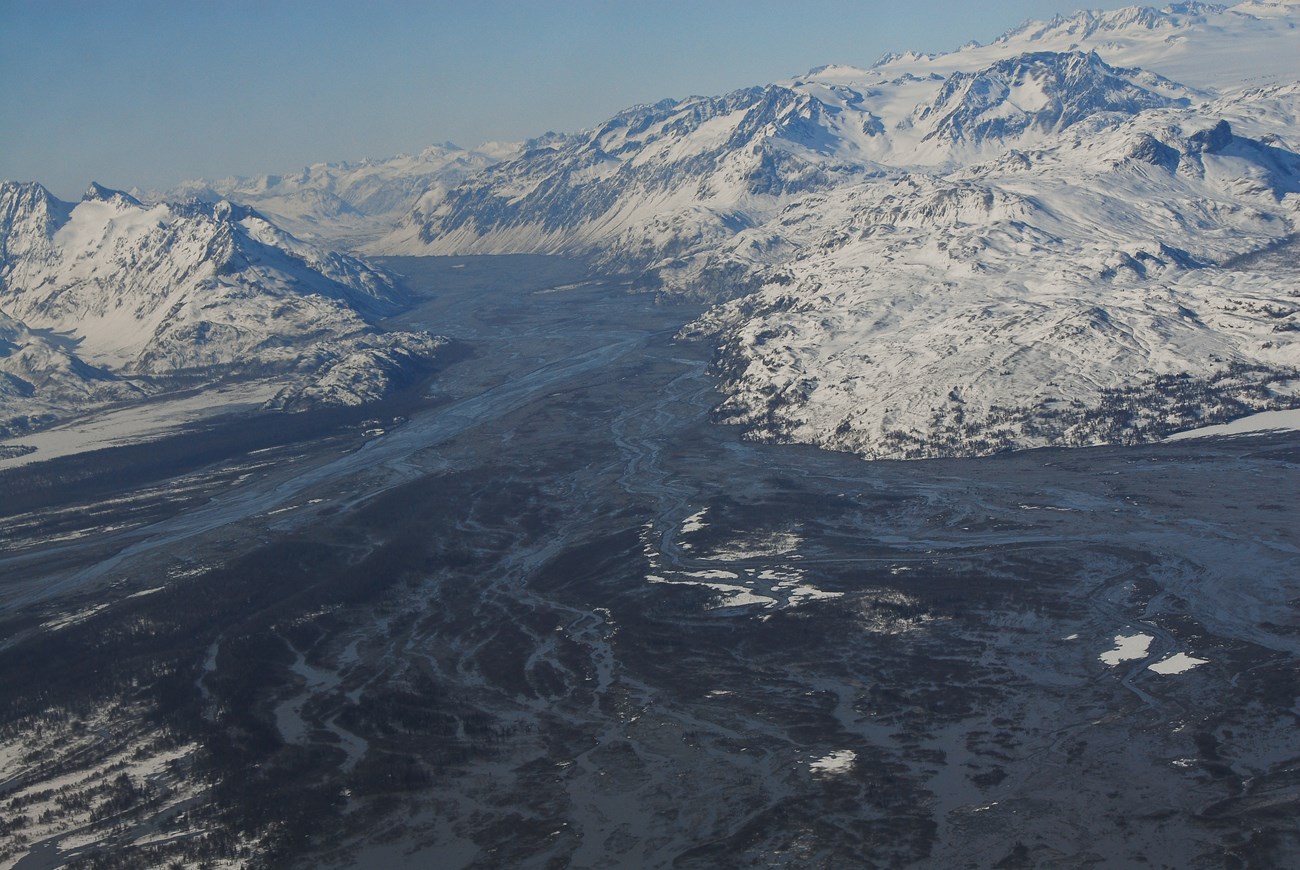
(0, 181, 442, 436)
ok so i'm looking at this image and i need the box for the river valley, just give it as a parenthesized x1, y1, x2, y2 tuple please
(1, 256, 1298, 868)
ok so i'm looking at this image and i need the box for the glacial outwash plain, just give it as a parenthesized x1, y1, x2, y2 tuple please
(2, 2, 1300, 867)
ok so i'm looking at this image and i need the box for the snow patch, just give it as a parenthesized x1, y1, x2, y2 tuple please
(810, 749, 857, 778)
(1099, 632, 1154, 665)
(681, 508, 709, 534)
(1149, 653, 1210, 674)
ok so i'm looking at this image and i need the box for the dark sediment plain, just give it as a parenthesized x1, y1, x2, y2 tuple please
(1, 256, 1298, 869)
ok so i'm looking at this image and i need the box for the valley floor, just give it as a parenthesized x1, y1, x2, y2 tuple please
(1, 255, 1298, 868)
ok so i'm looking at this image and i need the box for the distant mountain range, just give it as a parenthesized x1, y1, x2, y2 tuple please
(3, 0, 1299, 458)
(160, 141, 521, 246)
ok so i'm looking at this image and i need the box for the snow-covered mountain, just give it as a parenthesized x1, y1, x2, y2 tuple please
(903, 0, 1300, 90)
(9, 1, 1300, 460)
(383, 60, 1136, 292)
(691, 107, 1300, 457)
(375, 6, 1294, 285)
(376, 0, 1300, 458)
(383, 53, 1199, 275)
(0, 181, 442, 436)
(165, 142, 519, 247)
(0, 307, 142, 435)
(370, 88, 878, 287)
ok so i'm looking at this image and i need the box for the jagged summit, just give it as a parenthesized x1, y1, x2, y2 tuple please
(0, 181, 74, 264)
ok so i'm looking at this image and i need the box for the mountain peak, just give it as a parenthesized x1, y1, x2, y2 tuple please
(916, 49, 1188, 146)
(0, 181, 73, 259)
(1, 179, 59, 204)
(83, 182, 142, 207)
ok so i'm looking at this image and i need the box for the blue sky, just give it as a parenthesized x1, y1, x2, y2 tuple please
(1, 0, 1133, 199)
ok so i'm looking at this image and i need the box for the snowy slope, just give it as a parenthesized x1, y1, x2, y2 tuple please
(0, 181, 442, 435)
(675, 2, 1300, 458)
(692, 97, 1300, 457)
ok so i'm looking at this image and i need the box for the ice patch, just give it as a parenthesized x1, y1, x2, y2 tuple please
(1099, 633, 1153, 666)
(707, 588, 778, 608)
(786, 585, 844, 605)
(125, 586, 164, 599)
(647, 571, 776, 608)
(649, 561, 839, 612)
(767, 570, 842, 603)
